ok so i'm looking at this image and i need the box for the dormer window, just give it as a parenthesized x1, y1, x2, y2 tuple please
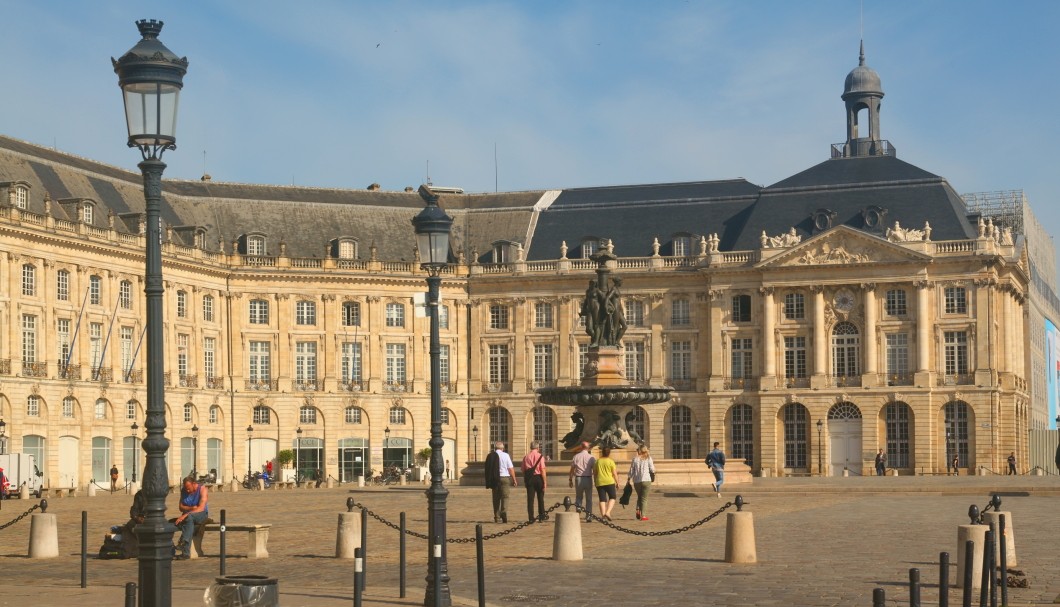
(195, 229, 207, 249)
(247, 235, 266, 256)
(491, 243, 509, 264)
(82, 203, 94, 224)
(812, 209, 836, 232)
(14, 185, 28, 209)
(672, 234, 693, 257)
(581, 239, 600, 259)
(338, 239, 358, 259)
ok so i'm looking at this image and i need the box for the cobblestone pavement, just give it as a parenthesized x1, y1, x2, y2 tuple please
(0, 475, 1057, 606)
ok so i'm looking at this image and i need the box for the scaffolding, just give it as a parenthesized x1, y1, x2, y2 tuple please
(960, 189, 1026, 235)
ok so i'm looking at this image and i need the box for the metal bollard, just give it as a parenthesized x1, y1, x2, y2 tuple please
(399, 512, 406, 598)
(999, 515, 1007, 607)
(980, 529, 992, 607)
(476, 524, 485, 607)
(361, 507, 368, 588)
(353, 547, 363, 607)
(939, 551, 949, 607)
(219, 509, 227, 576)
(990, 529, 998, 607)
(433, 537, 442, 607)
(124, 582, 136, 607)
(962, 540, 974, 607)
(81, 511, 87, 588)
(909, 568, 921, 607)
(873, 587, 885, 607)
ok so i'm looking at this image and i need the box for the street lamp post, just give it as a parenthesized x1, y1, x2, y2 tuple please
(113, 19, 187, 607)
(694, 422, 702, 458)
(472, 425, 478, 461)
(246, 425, 254, 480)
(131, 422, 140, 483)
(296, 427, 303, 484)
(191, 425, 199, 478)
(1055, 415, 1060, 474)
(0, 419, 7, 455)
(412, 185, 454, 606)
(816, 419, 824, 476)
(384, 426, 390, 468)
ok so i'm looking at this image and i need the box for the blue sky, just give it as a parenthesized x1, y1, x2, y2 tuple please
(3, 2, 1059, 256)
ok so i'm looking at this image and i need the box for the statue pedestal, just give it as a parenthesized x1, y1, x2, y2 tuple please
(581, 347, 625, 386)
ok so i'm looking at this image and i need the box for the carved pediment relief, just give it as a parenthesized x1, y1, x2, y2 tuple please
(758, 226, 932, 268)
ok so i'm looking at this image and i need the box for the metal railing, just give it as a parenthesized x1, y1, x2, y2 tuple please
(339, 380, 365, 392)
(245, 379, 278, 391)
(482, 381, 513, 393)
(784, 377, 810, 388)
(21, 361, 48, 378)
(828, 375, 862, 388)
(383, 380, 410, 392)
(178, 374, 198, 388)
(886, 373, 914, 386)
(937, 373, 974, 386)
(205, 375, 225, 389)
(294, 379, 321, 391)
(724, 377, 759, 390)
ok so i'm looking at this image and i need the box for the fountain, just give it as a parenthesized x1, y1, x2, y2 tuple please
(537, 249, 673, 450)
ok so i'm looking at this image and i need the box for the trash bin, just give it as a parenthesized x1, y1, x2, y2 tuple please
(204, 575, 279, 607)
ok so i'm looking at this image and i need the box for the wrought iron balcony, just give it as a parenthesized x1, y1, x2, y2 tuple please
(724, 377, 759, 390)
(669, 378, 695, 391)
(429, 381, 459, 393)
(527, 380, 557, 390)
(482, 381, 513, 393)
(295, 378, 321, 391)
(246, 379, 278, 391)
(0, 359, 10, 376)
(938, 374, 974, 386)
(22, 361, 48, 378)
(205, 375, 225, 389)
(339, 379, 365, 392)
(59, 362, 82, 380)
(91, 366, 113, 382)
(886, 373, 914, 387)
(784, 377, 810, 388)
(179, 373, 198, 388)
(828, 375, 862, 388)
(125, 369, 143, 383)
(384, 380, 410, 392)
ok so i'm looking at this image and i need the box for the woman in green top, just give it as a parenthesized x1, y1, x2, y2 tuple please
(592, 447, 619, 521)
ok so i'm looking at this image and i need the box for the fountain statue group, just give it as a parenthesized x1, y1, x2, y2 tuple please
(581, 275, 627, 347)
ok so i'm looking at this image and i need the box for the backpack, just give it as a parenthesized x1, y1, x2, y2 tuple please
(705, 453, 715, 468)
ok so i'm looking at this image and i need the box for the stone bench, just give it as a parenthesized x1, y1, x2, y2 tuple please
(272, 481, 295, 490)
(191, 521, 271, 559)
(42, 487, 77, 498)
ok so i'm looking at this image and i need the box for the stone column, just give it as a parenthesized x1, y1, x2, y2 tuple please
(862, 284, 877, 383)
(761, 288, 776, 381)
(915, 282, 930, 373)
(812, 287, 826, 379)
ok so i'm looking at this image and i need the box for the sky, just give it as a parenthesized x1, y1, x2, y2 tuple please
(2, 1, 1059, 257)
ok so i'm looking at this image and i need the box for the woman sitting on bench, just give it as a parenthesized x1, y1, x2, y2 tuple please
(174, 475, 209, 560)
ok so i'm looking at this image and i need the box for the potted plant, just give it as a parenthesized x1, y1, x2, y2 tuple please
(415, 447, 432, 481)
(277, 449, 295, 482)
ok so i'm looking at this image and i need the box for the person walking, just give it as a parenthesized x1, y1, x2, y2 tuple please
(568, 441, 596, 522)
(628, 444, 656, 521)
(110, 464, 119, 492)
(707, 441, 726, 498)
(1007, 452, 1017, 475)
(521, 441, 548, 523)
(952, 453, 960, 476)
(875, 449, 887, 476)
(484, 441, 516, 523)
(593, 447, 619, 521)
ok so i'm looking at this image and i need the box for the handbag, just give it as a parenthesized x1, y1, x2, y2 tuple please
(649, 470, 656, 482)
(619, 481, 633, 507)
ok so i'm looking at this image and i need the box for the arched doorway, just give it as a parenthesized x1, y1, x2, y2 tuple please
(827, 402, 862, 476)
(58, 435, 80, 488)
(338, 437, 368, 482)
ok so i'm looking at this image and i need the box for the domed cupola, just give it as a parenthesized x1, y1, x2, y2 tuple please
(840, 41, 889, 158)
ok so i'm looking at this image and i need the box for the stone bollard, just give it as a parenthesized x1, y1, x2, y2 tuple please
(956, 523, 986, 589)
(336, 511, 362, 558)
(229, 478, 240, 492)
(29, 507, 59, 559)
(1033, 468, 1043, 476)
(19, 485, 29, 500)
(977, 467, 986, 476)
(889, 468, 898, 476)
(257, 478, 265, 491)
(552, 509, 582, 561)
(87, 483, 97, 497)
(357, 476, 365, 488)
(127, 481, 140, 495)
(327, 478, 335, 489)
(842, 468, 849, 477)
(724, 496, 757, 563)
(399, 475, 407, 486)
(983, 511, 1017, 567)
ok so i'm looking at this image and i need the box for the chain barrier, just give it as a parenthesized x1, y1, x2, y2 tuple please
(0, 500, 42, 532)
(352, 499, 732, 542)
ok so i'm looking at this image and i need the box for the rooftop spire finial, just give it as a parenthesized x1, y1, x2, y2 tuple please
(859, 39, 865, 66)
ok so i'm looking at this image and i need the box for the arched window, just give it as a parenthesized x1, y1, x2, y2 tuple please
(342, 302, 361, 327)
(14, 185, 28, 209)
(209, 405, 220, 424)
(345, 406, 363, 424)
(202, 295, 215, 322)
(827, 402, 862, 420)
(252, 405, 271, 425)
(300, 405, 318, 424)
(944, 401, 971, 467)
(581, 239, 599, 259)
(488, 407, 510, 447)
(782, 403, 809, 469)
(95, 399, 108, 420)
(91, 436, 112, 482)
(885, 401, 912, 468)
(119, 280, 133, 309)
(388, 406, 407, 425)
(672, 234, 692, 257)
(62, 396, 76, 419)
(183, 403, 194, 423)
(207, 438, 224, 479)
(627, 406, 647, 445)
(82, 203, 94, 224)
(89, 275, 102, 305)
(730, 404, 753, 467)
(831, 322, 860, 377)
(669, 405, 692, 459)
(26, 395, 42, 417)
(532, 406, 556, 459)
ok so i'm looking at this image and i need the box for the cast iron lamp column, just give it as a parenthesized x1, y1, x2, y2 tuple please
(816, 419, 824, 476)
(694, 422, 701, 458)
(1055, 415, 1060, 473)
(131, 422, 140, 483)
(113, 19, 188, 607)
(246, 425, 253, 480)
(191, 425, 199, 478)
(412, 185, 454, 607)
(296, 427, 303, 484)
(471, 425, 478, 461)
(0, 419, 7, 455)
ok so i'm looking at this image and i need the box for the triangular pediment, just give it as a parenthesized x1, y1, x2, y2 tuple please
(757, 226, 933, 268)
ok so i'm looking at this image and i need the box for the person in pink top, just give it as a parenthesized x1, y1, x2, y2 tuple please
(521, 441, 549, 523)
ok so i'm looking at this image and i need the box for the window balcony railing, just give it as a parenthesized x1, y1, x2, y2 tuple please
(91, 366, 113, 382)
(383, 380, 410, 393)
(21, 361, 48, 378)
(783, 377, 810, 388)
(886, 373, 914, 387)
(246, 379, 278, 391)
(0, 359, 10, 376)
(205, 375, 225, 389)
(179, 373, 198, 388)
(724, 377, 759, 390)
(482, 381, 513, 393)
(163, 371, 171, 386)
(294, 379, 321, 392)
(125, 369, 143, 383)
(59, 362, 82, 380)
(429, 381, 459, 394)
(339, 379, 365, 392)
(828, 375, 862, 388)
(526, 380, 557, 390)
(669, 378, 694, 391)
(938, 373, 974, 386)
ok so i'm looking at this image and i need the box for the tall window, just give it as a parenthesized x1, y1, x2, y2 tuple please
(95, 399, 107, 420)
(944, 331, 969, 375)
(183, 403, 193, 423)
(249, 299, 269, 324)
(249, 341, 271, 382)
(884, 402, 910, 468)
(295, 300, 316, 325)
(488, 407, 510, 446)
(24, 437, 45, 481)
(885, 333, 908, 377)
(247, 235, 266, 256)
(341, 342, 362, 382)
(533, 344, 554, 383)
(532, 406, 557, 459)
(784, 336, 807, 379)
(488, 344, 510, 383)
(338, 239, 357, 259)
(783, 404, 808, 468)
(624, 342, 646, 383)
(56, 270, 70, 301)
(89, 275, 102, 305)
(209, 405, 219, 424)
(177, 333, 189, 379)
(57, 319, 71, 368)
(253, 405, 271, 425)
(389, 407, 407, 424)
(22, 264, 35, 296)
(120, 327, 134, 376)
(119, 280, 132, 309)
(385, 343, 406, 383)
(176, 290, 188, 318)
(14, 185, 27, 209)
(345, 407, 363, 424)
(627, 407, 646, 444)
(731, 294, 752, 322)
(82, 204, 93, 224)
(731, 338, 753, 378)
(784, 293, 804, 320)
(624, 299, 644, 327)
(439, 305, 450, 329)
(62, 396, 76, 418)
(203, 337, 216, 380)
(126, 400, 137, 420)
(534, 303, 553, 329)
(27, 395, 41, 417)
(202, 295, 214, 322)
(438, 344, 450, 384)
(385, 303, 405, 327)
(944, 287, 967, 314)
(671, 298, 691, 326)
(885, 289, 907, 316)
(300, 405, 317, 424)
(21, 314, 37, 364)
(831, 322, 860, 377)
(295, 342, 317, 382)
(669, 405, 692, 459)
(672, 235, 691, 256)
(342, 302, 361, 327)
(731, 404, 753, 467)
(489, 305, 509, 330)
(581, 239, 598, 258)
(670, 340, 692, 383)
(944, 401, 970, 467)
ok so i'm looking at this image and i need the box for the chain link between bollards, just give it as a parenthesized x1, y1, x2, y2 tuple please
(0, 501, 42, 532)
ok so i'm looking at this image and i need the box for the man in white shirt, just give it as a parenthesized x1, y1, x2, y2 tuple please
(568, 441, 595, 522)
(486, 441, 516, 523)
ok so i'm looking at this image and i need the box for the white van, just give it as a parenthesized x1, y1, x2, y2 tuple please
(0, 453, 43, 497)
